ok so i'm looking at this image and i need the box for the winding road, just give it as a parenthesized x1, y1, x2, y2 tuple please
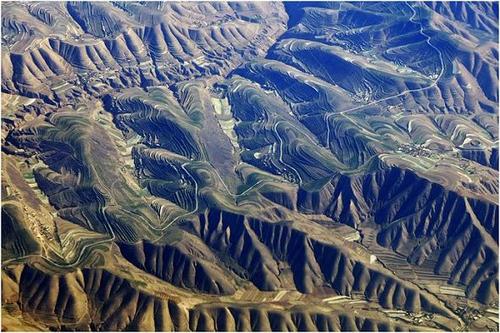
(270, 3, 445, 188)
(4, 2, 447, 270)
(324, 2, 445, 148)
(273, 121, 304, 185)
(4, 205, 117, 269)
(146, 162, 200, 242)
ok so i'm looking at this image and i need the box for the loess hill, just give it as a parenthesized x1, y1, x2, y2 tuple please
(1, 1, 499, 332)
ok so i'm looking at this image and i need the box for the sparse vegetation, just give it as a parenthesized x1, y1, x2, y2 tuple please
(1, 1, 498, 331)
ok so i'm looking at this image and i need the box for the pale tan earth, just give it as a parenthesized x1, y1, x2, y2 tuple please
(1, 1, 498, 331)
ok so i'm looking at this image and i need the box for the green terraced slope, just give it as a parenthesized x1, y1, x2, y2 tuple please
(1, 1, 498, 331)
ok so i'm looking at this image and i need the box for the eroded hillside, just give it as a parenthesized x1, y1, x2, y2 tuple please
(1, 1, 498, 331)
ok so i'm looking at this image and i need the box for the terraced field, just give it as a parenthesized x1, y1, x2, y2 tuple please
(1, 1, 498, 332)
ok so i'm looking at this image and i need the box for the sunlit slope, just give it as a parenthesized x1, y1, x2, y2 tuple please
(2, 1, 287, 102)
(1, 1, 498, 332)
